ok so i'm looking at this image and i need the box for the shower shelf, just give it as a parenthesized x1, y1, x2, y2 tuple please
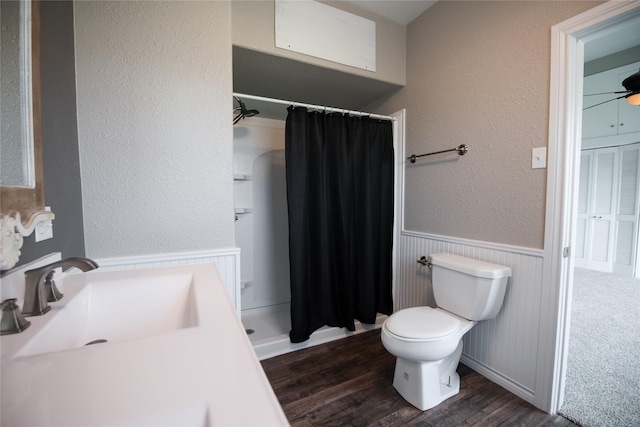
(233, 173, 252, 181)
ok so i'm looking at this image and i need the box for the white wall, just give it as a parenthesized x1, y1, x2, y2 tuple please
(74, 1, 234, 258)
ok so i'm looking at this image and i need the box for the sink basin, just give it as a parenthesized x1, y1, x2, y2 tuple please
(2, 262, 289, 426)
(17, 272, 198, 357)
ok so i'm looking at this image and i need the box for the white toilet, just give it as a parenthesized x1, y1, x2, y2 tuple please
(381, 253, 511, 411)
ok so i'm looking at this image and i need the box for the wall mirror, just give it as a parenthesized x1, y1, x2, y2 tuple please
(1, 0, 54, 270)
(1, 0, 35, 187)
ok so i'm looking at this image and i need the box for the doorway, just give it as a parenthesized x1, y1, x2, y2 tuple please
(544, 1, 640, 415)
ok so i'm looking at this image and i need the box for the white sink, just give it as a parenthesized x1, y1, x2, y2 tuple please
(1, 262, 288, 426)
(16, 272, 198, 357)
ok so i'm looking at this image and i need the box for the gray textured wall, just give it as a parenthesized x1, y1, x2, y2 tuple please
(371, 0, 602, 249)
(74, 1, 234, 258)
(16, 1, 86, 268)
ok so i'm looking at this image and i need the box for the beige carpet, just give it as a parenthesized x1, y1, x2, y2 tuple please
(559, 268, 640, 427)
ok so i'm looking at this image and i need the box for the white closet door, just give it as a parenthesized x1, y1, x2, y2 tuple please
(574, 151, 592, 268)
(613, 143, 640, 276)
(586, 147, 618, 272)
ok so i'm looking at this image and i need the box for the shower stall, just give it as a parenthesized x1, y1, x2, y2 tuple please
(232, 94, 401, 360)
(233, 114, 291, 347)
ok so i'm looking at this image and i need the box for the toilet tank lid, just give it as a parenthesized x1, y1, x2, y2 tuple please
(429, 253, 512, 279)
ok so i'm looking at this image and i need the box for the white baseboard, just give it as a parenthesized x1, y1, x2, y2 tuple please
(461, 354, 536, 405)
(253, 314, 387, 361)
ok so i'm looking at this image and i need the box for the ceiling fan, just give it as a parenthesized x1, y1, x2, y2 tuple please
(583, 69, 640, 110)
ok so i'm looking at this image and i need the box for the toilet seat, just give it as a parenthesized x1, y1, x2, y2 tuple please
(385, 307, 461, 340)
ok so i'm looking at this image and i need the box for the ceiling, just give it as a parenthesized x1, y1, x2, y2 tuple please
(584, 13, 640, 62)
(346, 0, 640, 61)
(342, 0, 437, 25)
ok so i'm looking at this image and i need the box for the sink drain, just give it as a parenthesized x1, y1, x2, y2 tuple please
(245, 329, 255, 335)
(85, 339, 108, 346)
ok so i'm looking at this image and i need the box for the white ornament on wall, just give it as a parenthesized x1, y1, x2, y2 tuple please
(0, 211, 55, 270)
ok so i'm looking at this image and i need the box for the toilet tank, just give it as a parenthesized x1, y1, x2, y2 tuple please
(429, 253, 511, 321)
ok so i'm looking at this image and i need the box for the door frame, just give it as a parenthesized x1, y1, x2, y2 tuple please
(391, 109, 406, 308)
(540, 1, 640, 414)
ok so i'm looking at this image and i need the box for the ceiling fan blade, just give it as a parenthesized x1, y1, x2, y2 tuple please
(584, 90, 630, 96)
(582, 69, 640, 110)
(583, 93, 630, 110)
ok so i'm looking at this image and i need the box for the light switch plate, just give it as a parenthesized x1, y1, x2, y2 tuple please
(35, 220, 53, 242)
(532, 147, 547, 169)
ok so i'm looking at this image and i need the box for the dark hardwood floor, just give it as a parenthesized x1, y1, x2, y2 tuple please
(261, 330, 576, 426)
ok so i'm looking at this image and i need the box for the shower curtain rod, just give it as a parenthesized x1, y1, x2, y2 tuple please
(233, 92, 395, 121)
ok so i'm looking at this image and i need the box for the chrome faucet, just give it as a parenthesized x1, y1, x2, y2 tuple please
(22, 257, 99, 316)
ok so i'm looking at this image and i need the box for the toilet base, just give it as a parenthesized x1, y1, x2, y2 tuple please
(391, 340, 463, 411)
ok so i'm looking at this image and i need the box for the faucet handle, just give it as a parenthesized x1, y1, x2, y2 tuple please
(22, 257, 99, 317)
(45, 271, 64, 302)
(1, 299, 31, 335)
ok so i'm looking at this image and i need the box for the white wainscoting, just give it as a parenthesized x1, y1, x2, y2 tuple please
(397, 231, 544, 404)
(95, 248, 241, 314)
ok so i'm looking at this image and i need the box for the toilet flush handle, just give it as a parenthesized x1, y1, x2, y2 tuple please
(416, 256, 432, 269)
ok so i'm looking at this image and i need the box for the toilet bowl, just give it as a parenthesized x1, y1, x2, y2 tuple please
(381, 253, 511, 411)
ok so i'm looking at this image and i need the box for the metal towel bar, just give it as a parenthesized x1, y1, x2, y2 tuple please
(407, 144, 468, 164)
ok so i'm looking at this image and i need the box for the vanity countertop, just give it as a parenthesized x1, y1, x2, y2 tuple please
(0, 263, 289, 426)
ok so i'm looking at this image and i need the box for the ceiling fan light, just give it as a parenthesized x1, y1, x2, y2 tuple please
(626, 92, 640, 106)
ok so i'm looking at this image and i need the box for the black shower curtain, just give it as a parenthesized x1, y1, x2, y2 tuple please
(285, 106, 394, 343)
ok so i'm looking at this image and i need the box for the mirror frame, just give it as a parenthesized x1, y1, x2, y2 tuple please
(1, 1, 54, 270)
